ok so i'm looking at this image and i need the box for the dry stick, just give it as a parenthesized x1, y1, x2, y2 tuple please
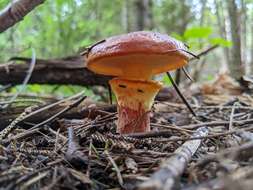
(65, 127, 89, 166)
(137, 125, 253, 143)
(182, 67, 194, 82)
(29, 95, 86, 130)
(126, 130, 186, 139)
(103, 125, 247, 144)
(228, 102, 238, 131)
(3, 93, 86, 143)
(20, 171, 49, 190)
(196, 135, 253, 169)
(0, 0, 45, 32)
(189, 45, 219, 61)
(20, 91, 85, 123)
(104, 150, 124, 187)
(138, 127, 208, 190)
(166, 72, 196, 116)
(159, 101, 253, 110)
(1, 49, 36, 109)
(6, 166, 51, 190)
(183, 118, 253, 130)
(0, 98, 45, 105)
(152, 123, 192, 133)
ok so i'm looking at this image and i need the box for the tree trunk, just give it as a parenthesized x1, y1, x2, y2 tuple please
(121, 0, 129, 32)
(215, 0, 230, 67)
(251, 13, 253, 74)
(240, 0, 248, 74)
(191, 0, 207, 82)
(133, 0, 153, 30)
(226, 0, 244, 80)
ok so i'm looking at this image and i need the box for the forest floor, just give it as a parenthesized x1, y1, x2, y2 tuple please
(1, 74, 253, 190)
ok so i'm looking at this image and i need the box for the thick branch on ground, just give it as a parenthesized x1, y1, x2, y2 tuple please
(0, 56, 111, 86)
(0, 0, 45, 33)
(138, 127, 208, 190)
(0, 98, 116, 129)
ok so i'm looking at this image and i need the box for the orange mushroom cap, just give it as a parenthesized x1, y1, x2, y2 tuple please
(87, 31, 190, 80)
(85, 31, 192, 134)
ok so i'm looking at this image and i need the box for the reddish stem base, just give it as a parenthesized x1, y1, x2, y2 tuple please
(117, 105, 150, 134)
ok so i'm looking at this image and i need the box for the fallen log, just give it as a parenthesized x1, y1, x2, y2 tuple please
(0, 56, 111, 86)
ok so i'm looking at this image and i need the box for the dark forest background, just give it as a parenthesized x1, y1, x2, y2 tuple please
(0, 0, 252, 97)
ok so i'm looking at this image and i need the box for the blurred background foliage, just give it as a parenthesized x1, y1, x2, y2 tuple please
(0, 0, 252, 99)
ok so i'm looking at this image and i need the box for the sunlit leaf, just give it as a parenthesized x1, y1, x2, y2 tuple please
(210, 38, 232, 47)
(184, 27, 213, 39)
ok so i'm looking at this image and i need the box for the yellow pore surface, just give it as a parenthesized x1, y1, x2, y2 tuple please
(109, 78, 162, 111)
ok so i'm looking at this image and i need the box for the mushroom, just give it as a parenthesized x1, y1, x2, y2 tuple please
(86, 31, 191, 134)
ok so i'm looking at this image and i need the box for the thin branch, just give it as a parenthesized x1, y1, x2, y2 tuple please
(0, 0, 45, 33)
(29, 94, 86, 130)
(190, 45, 219, 61)
(182, 67, 194, 82)
(166, 72, 196, 116)
(104, 150, 124, 187)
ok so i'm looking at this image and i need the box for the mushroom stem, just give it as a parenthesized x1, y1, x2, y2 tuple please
(109, 78, 162, 134)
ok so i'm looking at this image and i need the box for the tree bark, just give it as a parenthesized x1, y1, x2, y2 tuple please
(215, 0, 230, 68)
(0, 56, 111, 86)
(133, 0, 153, 30)
(226, 0, 244, 80)
(251, 13, 253, 74)
(240, 0, 247, 74)
(0, 0, 45, 33)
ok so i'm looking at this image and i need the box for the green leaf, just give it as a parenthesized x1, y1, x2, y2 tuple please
(210, 37, 232, 47)
(184, 27, 213, 39)
(162, 74, 172, 86)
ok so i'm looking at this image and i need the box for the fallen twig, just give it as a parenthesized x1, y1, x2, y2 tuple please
(29, 94, 86, 130)
(2, 92, 86, 143)
(196, 132, 253, 168)
(138, 127, 208, 190)
(65, 127, 89, 168)
(104, 150, 124, 187)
